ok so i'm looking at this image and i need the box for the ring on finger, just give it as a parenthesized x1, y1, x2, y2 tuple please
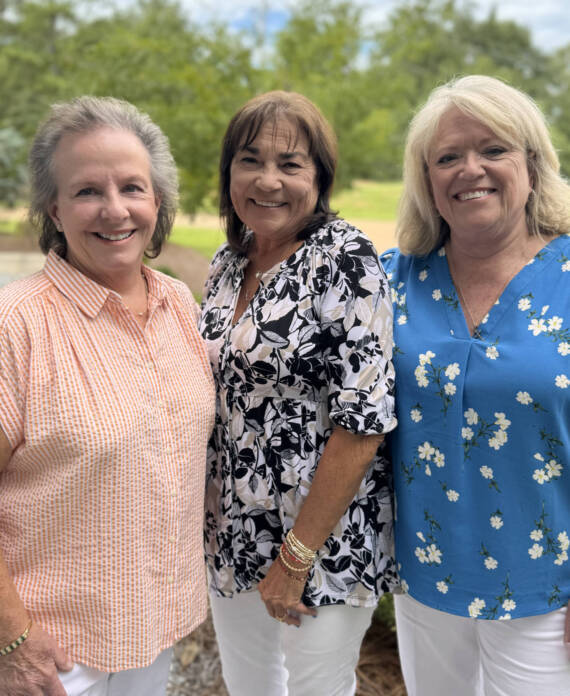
(275, 612, 287, 622)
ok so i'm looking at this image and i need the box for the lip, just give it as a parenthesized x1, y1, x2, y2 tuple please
(94, 229, 136, 241)
(251, 199, 286, 208)
(454, 189, 496, 201)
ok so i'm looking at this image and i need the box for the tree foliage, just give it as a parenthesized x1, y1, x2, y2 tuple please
(0, 0, 566, 209)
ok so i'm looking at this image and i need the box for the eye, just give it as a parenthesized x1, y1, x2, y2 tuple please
(239, 156, 258, 165)
(123, 183, 144, 193)
(435, 153, 458, 165)
(282, 161, 301, 170)
(75, 187, 96, 196)
(484, 146, 507, 157)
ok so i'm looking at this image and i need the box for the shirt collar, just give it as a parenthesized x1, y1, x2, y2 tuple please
(44, 250, 171, 318)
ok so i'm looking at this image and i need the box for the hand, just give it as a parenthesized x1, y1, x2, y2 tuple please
(258, 559, 317, 627)
(0, 622, 73, 696)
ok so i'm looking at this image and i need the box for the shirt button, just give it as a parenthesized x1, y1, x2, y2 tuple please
(169, 536, 176, 543)
(158, 400, 165, 408)
(165, 446, 172, 454)
(167, 575, 175, 584)
(147, 362, 154, 370)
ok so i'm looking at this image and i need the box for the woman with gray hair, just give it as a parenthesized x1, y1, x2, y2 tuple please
(0, 97, 214, 695)
(382, 74, 570, 695)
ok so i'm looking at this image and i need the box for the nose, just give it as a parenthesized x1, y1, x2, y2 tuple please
(101, 190, 129, 222)
(255, 164, 282, 192)
(460, 151, 485, 178)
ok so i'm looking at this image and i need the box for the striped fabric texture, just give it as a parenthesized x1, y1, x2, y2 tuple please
(0, 251, 215, 671)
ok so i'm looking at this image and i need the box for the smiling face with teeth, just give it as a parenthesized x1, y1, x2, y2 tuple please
(229, 118, 319, 245)
(427, 108, 532, 248)
(49, 126, 160, 289)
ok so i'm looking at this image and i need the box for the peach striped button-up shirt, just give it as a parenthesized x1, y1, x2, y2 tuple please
(0, 251, 215, 671)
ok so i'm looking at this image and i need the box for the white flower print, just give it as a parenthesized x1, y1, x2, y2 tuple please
(446, 489, 459, 502)
(433, 450, 445, 467)
(445, 363, 460, 380)
(426, 544, 442, 564)
(541, 305, 549, 316)
(415, 547, 428, 563)
(548, 316, 563, 331)
(484, 557, 498, 570)
(418, 441, 435, 460)
(410, 408, 423, 423)
(418, 270, 428, 281)
(400, 579, 409, 593)
(486, 346, 499, 360)
(490, 515, 504, 530)
(528, 543, 544, 559)
(416, 531, 426, 542)
(462, 427, 474, 440)
(425, 464, 432, 476)
(502, 599, 516, 611)
(495, 413, 511, 430)
(397, 315, 407, 325)
(480, 466, 493, 479)
(554, 551, 569, 566)
(562, 260, 570, 272)
(534, 452, 544, 462)
(468, 598, 486, 618)
(481, 312, 490, 324)
(533, 469, 549, 484)
(530, 529, 543, 541)
(419, 351, 436, 365)
(555, 374, 569, 388)
(436, 581, 449, 594)
(444, 382, 456, 395)
(558, 532, 569, 551)
(558, 342, 570, 356)
(518, 297, 531, 311)
(516, 391, 533, 405)
(432, 289, 442, 301)
(437, 247, 446, 257)
(546, 460, 563, 478)
(498, 614, 512, 620)
(464, 408, 478, 425)
(414, 365, 429, 388)
(528, 318, 547, 335)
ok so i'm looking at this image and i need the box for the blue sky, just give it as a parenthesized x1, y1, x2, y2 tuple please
(183, 0, 569, 53)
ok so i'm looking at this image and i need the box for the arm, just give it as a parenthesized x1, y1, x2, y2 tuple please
(258, 426, 383, 625)
(0, 430, 73, 696)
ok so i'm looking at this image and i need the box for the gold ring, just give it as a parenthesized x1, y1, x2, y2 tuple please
(275, 613, 286, 622)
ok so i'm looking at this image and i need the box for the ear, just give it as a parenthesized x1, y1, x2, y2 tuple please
(154, 194, 162, 213)
(48, 203, 63, 232)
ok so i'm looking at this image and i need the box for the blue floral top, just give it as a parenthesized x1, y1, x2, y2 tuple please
(381, 235, 570, 620)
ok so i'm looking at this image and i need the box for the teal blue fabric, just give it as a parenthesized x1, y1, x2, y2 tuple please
(382, 235, 570, 619)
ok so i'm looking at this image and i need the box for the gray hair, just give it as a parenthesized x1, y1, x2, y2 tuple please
(29, 96, 178, 257)
(396, 75, 570, 256)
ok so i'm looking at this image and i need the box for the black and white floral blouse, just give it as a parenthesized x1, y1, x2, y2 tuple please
(199, 219, 398, 607)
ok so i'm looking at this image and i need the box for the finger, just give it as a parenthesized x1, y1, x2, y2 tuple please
(46, 673, 69, 696)
(53, 646, 74, 673)
(291, 601, 317, 618)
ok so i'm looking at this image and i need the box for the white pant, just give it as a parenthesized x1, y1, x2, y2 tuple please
(395, 593, 570, 696)
(210, 591, 375, 696)
(59, 647, 173, 696)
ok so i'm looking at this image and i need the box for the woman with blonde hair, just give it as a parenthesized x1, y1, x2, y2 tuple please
(382, 74, 570, 695)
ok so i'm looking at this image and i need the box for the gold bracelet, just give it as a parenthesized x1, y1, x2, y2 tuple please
(279, 547, 312, 573)
(277, 556, 308, 583)
(285, 530, 317, 563)
(0, 619, 32, 657)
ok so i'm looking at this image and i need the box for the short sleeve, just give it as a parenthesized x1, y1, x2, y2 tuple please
(0, 309, 29, 448)
(320, 230, 397, 435)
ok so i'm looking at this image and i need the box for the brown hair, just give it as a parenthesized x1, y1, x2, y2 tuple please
(219, 91, 338, 253)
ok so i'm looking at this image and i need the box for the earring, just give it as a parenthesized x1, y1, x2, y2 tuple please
(55, 220, 63, 232)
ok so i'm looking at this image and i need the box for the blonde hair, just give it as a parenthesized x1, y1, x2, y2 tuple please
(396, 75, 570, 256)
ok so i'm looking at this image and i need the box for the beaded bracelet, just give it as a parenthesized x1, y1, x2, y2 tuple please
(0, 620, 32, 657)
(279, 546, 312, 573)
(277, 555, 308, 583)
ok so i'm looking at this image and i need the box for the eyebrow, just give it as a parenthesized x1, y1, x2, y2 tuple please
(241, 144, 309, 159)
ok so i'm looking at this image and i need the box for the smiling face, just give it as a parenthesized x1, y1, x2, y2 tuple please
(427, 108, 532, 248)
(49, 126, 160, 288)
(229, 118, 319, 244)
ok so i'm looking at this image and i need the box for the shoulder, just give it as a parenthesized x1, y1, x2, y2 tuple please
(0, 271, 51, 331)
(312, 218, 376, 255)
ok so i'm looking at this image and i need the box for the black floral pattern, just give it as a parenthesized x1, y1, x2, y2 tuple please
(199, 220, 398, 607)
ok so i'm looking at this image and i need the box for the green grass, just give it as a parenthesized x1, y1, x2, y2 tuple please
(331, 180, 401, 221)
(169, 225, 225, 259)
(0, 220, 18, 234)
